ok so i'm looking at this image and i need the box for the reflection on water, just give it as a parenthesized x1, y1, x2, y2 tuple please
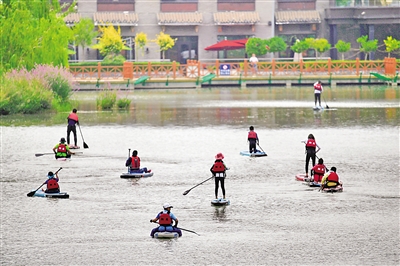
(1, 86, 398, 128)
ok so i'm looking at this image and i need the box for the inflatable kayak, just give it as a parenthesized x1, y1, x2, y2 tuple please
(120, 171, 153, 178)
(240, 150, 267, 157)
(211, 198, 230, 206)
(27, 190, 69, 199)
(321, 184, 343, 193)
(153, 231, 179, 239)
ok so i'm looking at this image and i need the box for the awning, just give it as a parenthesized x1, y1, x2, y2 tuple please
(63, 13, 81, 26)
(157, 12, 203, 25)
(275, 11, 321, 25)
(213, 12, 260, 25)
(205, 39, 247, 51)
(93, 12, 139, 26)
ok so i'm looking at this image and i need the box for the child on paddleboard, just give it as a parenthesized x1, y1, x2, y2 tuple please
(210, 153, 228, 199)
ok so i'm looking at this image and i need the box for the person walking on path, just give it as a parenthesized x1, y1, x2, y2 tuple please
(301, 134, 320, 178)
(249, 54, 258, 76)
(313, 81, 323, 108)
(67, 109, 79, 148)
(210, 153, 228, 199)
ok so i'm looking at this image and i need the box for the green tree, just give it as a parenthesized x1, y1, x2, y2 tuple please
(0, 0, 74, 73)
(265, 37, 287, 58)
(154, 32, 176, 59)
(72, 18, 97, 62)
(312, 38, 331, 59)
(92, 24, 130, 59)
(245, 37, 268, 56)
(290, 39, 310, 54)
(335, 40, 351, 60)
(357, 35, 378, 60)
(135, 32, 148, 55)
(383, 36, 400, 58)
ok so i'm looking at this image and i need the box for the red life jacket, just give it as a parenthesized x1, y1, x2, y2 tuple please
(57, 144, 67, 153)
(47, 178, 59, 190)
(327, 172, 339, 182)
(68, 113, 79, 122)
(306, 139, 316, 148)
(312, 164, 326, 182)
(159, 212, 172, 226)
(131, 156, 140, 169)
(212, 161, 226, 173)
(314, 83, 322, 91)
(248, 131, 257, 140)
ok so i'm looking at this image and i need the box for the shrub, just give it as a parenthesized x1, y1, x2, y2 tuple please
(96, 88, 117, 110)
(117, 98, 131, 109)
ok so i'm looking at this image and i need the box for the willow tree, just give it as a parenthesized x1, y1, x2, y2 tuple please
(73, 18, 97, 62)
(0, 0, 74, 73)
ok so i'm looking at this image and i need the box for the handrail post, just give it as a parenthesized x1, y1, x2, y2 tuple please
(97, 62, 101, 80)
(356, 58, 360, 76)
(147, 61, 151, 78)
(172, 61, 176, 80)
(216, 60, 220, 77)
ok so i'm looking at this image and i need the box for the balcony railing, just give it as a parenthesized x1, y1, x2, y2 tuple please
(333, 0, 400, 7)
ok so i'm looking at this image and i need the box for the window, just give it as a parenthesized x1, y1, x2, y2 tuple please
(164, 36, 198, 64)
(97, 0, 135, 12)
(218, 0, 255, 11)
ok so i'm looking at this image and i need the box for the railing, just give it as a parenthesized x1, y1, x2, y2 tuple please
(68, 59, 399, 81)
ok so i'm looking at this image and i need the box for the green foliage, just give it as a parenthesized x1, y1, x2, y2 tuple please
(96, 88, 117, 110)
(357, 35, 378, 60)
(383, 36, 400, 58)
(117, 98, 131, 109)
(73, 18, 97, 61)
(335, 40, 352, 60)
(92, 24, 130, 58)
(312, 38, 331, 58)
(154, 32, 176, 59)
(135, 32, 148, 54)
(290, 39, 310, 54)
(102, 54, 126, 65)
(246, 37, 268, 56)
(265, 37, 287, 55)
(0, 0, 74, 73)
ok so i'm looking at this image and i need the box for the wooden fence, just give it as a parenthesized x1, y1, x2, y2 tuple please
(68, 58, 399, 81)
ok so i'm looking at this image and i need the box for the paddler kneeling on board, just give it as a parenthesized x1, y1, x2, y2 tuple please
(150, 203, 182, 237)
(321, 167, 342, 189)
(125, 150, 151, 173)
(53, 137, 75, 159)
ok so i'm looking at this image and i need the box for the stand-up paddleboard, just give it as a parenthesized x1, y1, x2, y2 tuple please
(240, 151, 267, 157)
(56, 157, 70, 161)
(295, 173, 311, 182)
(153, 231, 179, 239)
(211, 198, 230, 206)
(28, 190, 69, 199)
(120, 171, 153, 178)
(313, 106, 324, 111)
(69, 145, 80, 149)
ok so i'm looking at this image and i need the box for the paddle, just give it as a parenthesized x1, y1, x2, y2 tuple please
(257, 143, 268, 156)
(77, 124, 89, 149)
(35, 152, 83, 157)
(183, 176, 214, 195)
(322, 95, 330, 109)
(150, 221, 200, 236)
(27, 167, 62, 197)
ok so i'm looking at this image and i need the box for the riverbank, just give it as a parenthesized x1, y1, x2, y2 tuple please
(77, 74, 398, 90)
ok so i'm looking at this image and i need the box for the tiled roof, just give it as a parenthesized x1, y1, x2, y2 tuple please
(63, 13, 81, 25)
(275, 11, 321, 24)
(157, 12, 203, 25)
(213, 12, 260, 25)
(93, 12, 139, 26)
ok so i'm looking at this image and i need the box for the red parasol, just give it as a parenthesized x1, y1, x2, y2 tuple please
(204, 39, 247, 51)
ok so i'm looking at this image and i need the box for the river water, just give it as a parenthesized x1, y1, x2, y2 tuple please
(1, 86, 399, 265)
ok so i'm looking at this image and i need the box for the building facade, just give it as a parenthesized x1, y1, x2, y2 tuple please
(61, 0, 400, 62)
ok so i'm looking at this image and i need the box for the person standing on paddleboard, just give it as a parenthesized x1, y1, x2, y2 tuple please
(67, 109, 79, 148)
(248, 126, 259, 154)
(313, 81, 323, 108)
(301, 134, 320, 178)
(150, 203, 182, 237)
(210, 153, 228, 199)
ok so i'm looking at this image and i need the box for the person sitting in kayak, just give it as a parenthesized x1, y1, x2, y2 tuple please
(248, 126, 259, 154)
(321, 167, 341, 189)
(210, 153, 228, 199)
(150, 203, 182, 237)
(53, 137, 75, 159)
(42, 171, 60, 193)
(311, 158, 329, 183)
(125, 150, 151, 173)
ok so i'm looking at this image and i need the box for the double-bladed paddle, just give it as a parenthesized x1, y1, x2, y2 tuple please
(27, 167, 62, 197)
(183, 176, 214, 195)
(35, 152, 83, 157)
(150, 221, 200, 236)
(77, 124, 89, 149)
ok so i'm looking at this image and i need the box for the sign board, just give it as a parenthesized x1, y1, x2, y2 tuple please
(219, 64, 231, 76)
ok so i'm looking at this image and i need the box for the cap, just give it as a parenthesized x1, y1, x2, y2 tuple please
(215, 153, 224, 160)
(60, 138, 66, 143)
(163, 203, 173, 209)
(48, 172, 54, 178)
(330, 167, 337, 172)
